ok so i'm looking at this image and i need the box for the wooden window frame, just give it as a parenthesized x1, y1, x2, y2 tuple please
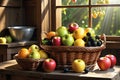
(50, 0, 120, 49)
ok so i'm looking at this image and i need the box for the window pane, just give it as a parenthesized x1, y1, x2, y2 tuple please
(92, 7, 120, 36)
(56, 0, 89, 6)
(92, 0, 120, 5)
(56, 8, 89, 28)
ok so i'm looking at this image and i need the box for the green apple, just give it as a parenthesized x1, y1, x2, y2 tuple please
(5, 36, 12, 43)
(29, 51, 41, 59)
(29, 44, 40, 52)
(72, 59, 86, 73)
(56, 26, 68, 37)
(62, 34, 74, 46)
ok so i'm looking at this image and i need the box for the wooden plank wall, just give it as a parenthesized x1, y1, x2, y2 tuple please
(23, 0, 51, 43)
(0, 0, 22, 33)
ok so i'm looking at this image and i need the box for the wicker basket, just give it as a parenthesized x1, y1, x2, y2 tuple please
(14, 54, 45, 71)
(40, 34, 106, 70)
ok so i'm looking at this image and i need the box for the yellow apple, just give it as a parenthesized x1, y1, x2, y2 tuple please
(73, 27, 85, 39)
(72, 59, 86, 73)
(74, 39, 85, 47)
(0, 37, 6, 44)
(39, 50, 48, 59)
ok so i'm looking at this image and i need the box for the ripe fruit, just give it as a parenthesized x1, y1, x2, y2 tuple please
(5, 36, 12, 43)
(74, 39, 85, 47)
(42, 58, 56, 72)
(105, 54, 117, 68)
(28, 44, 40, 52)
(73, 27, 85, 39)
(28, 51, 41, 59)
(98, 11, 105, 17)
(97, 57, 111, 71)
(97, 0, 105, 4)
(39, 50, 48, 59)
(105, 0, 109, 4)
(62, 34, 74, 46)
(46, 31, 56, 39)
(84, 68, 89, 74)
(18, 48, 30, 58)
(72, 59, 86, 73)
(0, 37, 7, 44)
(63, 68, 69, 73)
(52, 36, 61, 46)
(92, 10, 98, 19)
(68, 22, 79, 33)
(72, 0, 77, 3)
(84, 28, 95, 37)
(56, 26, 68, 37)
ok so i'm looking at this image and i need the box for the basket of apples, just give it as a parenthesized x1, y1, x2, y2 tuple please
(41, 22, 106, 70)
(14, 44, 48, 71)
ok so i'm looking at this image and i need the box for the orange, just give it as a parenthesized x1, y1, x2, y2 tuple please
(17, 48, 30, 58)
(46, 31, 56, 39)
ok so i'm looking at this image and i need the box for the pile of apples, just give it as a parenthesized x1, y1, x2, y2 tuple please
(97, 54, 117, 71)
(42, 22, 103, 47)
(0, 36, 12, 44)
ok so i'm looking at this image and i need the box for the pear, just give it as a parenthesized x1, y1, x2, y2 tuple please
(39, 50, 48, 59)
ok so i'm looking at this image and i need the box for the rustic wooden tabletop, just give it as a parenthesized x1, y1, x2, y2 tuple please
(0, 60, 120, 80)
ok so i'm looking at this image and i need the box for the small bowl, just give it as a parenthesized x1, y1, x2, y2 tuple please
(14, 54, 45, 71)
(8, 26, 35, 42)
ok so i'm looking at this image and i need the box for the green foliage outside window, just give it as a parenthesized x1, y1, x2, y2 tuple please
(60, 0, 120, 36)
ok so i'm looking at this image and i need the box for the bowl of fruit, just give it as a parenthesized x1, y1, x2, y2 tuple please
(14, 44, 48, 71)
(41, 22, 106, 70)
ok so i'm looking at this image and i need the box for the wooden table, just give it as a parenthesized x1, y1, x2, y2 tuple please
(0, 60, 120, 80)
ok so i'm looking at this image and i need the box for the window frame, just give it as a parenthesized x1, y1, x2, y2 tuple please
(50, 0, 120, 49)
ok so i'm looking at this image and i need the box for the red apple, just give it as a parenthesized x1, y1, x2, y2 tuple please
(105, 54, 117, 68)
(72, 0, 77, 3)
(52, 36, 61, 46)
(97, 57, 111, 71)
(68, 22, 79, 33)
(42, 58, 56, 72)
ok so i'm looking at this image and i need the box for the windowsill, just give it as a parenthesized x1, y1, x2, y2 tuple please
(105, 35, 120, 49)
(106, 41, 120, 49)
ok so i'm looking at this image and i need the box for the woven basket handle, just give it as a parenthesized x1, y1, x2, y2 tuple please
(100, 33, 106, 46)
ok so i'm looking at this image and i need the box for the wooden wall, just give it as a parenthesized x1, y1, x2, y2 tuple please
(23, 0, 51, 43)
(0, 0, 52, 43)
(0, 0, 22, 33)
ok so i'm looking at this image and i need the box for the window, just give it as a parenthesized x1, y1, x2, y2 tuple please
(51, 0, 120, 36)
